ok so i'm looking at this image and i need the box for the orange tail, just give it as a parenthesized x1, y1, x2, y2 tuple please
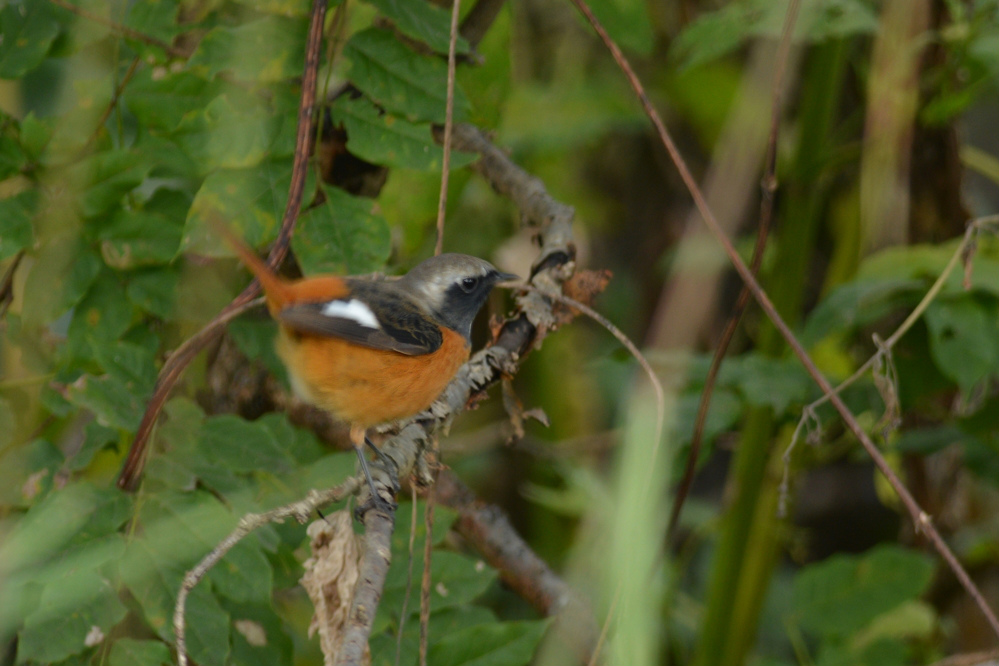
(212, 221, 291, 314)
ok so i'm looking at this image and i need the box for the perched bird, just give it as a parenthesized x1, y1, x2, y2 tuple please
(216, 234, 515, 508)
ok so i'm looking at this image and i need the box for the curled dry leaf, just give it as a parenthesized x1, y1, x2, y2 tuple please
(553, 269, 611, 326)
(301, 511, 366, 666)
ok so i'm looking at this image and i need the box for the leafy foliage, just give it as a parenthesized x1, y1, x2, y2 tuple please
(0, 0, 543, 664)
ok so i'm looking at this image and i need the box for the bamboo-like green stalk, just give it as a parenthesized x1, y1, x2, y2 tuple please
(692, 39, 849, 666)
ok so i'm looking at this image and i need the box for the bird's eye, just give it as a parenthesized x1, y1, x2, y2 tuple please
(460, 277, 479, 293)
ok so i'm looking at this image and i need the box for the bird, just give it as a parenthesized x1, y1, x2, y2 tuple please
(212, 232, 515, 510)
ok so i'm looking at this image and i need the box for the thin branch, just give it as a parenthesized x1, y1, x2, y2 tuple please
(0, 250, 25, 319)
(174, 480, 360, 666)
(434, 0, 462, 256)
(568, 0, 999, 639)
(47, 0, 189, 58)
(668, 0, 801, 542)
(117, 0, 330, 491)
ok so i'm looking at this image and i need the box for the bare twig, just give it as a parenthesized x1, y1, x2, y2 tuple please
(117, 0, 330, 491)
(434, 0, 462, 256)
(667, 0, 801, 542)
(568, 0, 999, 639)
(175, 480, 360, 666)
(0, 250, 25, 319)
(48, 0, 189, 58)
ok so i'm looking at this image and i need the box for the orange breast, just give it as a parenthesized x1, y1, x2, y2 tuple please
(276, 326, 471, 426)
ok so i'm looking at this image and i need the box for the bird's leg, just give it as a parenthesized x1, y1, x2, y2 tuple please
(365, 436, 397, 472)
(351, 424, 396, 517)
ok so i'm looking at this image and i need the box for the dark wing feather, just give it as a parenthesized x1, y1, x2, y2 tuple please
(277, 284, 442, 356)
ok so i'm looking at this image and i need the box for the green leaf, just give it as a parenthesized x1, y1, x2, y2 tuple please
(0, 188, 37, 261)
(227, 318, 286, 382)
(801, 279, 922, 347)
(363, 0, 469, 54)
(188, 16, 308, 83)
(792, 544, 935, 637)
(924, 294, 999, 391)
(184, 585, 232, 666)
(426, 620, 550, 666)
(176, 91, 283, 171)
(20, 111, 53, 161)
(98, 208, 183, 269)
(124, 0, 183, 44)
(720, 354, 814, 413)
(65, 372, 147, 431)
(293, 184, 391, 275)
(0, 439, 63, 507)
(65, 421, 119, 472)
(0, 483, 123, 577)
(183, 159, 300, 256)
(208, 538, 273, 603)
(582, 0, 654, 55)
(673, 388, 741, 450)
(222, 601, 294, 666)
(231, 0, 315, 17)
(20, 236, 101, 327)
(18, 567, 127, 663)
(66, 271, 139, 357)
(371, 606, 498, 666)
(109, 638, 173, 666)
(126, 267, 180, 319)
(345, 27, 470, 123)
(65, 340, 158, 431)
(0, 1, 61, 79)
(255, 412, 324, 464)
(0, 112, 28, 179)
(68, 149, 151, 218)
(671, 0, 877, 69)
(0, 397, 15, 450)
(125, 69, 220, 133)
(197, 414, 296, 475)
(331, 96, 475, 171)
(380, 551, 497, 629)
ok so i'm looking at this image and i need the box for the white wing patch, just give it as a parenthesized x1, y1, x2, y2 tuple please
(320, 298, 381, 329)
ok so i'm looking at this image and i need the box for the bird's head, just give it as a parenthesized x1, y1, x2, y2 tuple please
(398, 253, 518, 341)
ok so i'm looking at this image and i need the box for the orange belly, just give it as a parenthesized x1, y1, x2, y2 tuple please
(276, 326, 470, 426)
